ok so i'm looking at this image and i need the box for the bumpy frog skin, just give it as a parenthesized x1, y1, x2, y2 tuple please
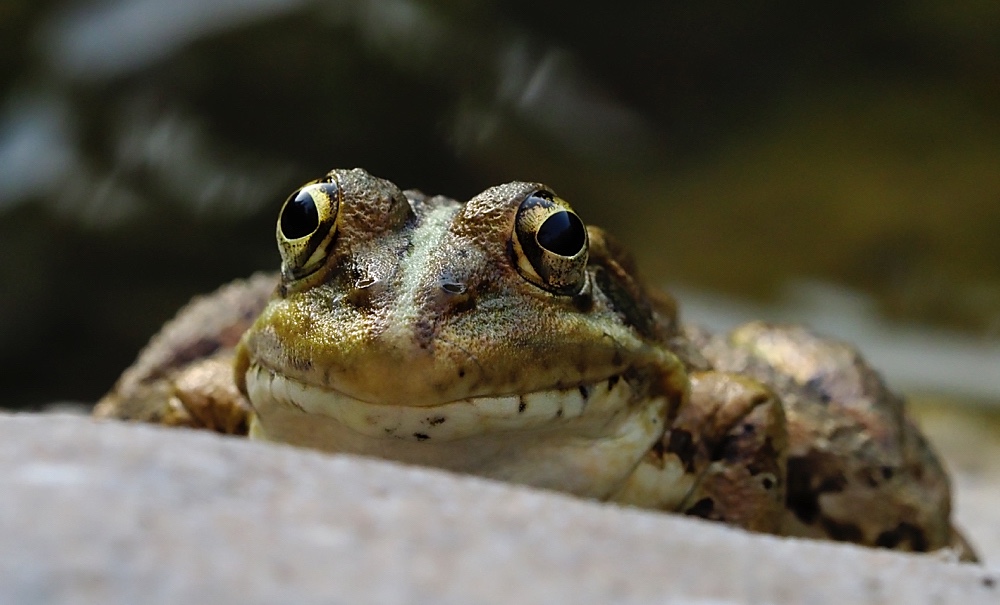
(95, 168, 976, 561)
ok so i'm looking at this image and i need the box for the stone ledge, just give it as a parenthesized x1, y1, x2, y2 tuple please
(0, 413, 995, 605)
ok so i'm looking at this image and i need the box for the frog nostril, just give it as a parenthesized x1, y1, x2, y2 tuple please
(440, 280, 467, 295)
(436, 277, 476, 314)
(280, 189, 320, 239)
(346, 276, 386, 308)
(356, 276, 378, 289)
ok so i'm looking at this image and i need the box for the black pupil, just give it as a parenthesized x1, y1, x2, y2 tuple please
(536, 211, 585, 256)
(281, 189, 319, 239)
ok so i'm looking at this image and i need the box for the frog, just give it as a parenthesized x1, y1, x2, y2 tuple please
(94, 167, 977, 561)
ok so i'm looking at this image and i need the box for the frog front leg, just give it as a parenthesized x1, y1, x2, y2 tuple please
(612, 371, 788, 534)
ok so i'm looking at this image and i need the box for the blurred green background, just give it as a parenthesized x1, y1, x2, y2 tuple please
(1, 0, 998, 408)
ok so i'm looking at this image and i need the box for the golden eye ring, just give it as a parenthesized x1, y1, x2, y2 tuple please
(276, 178, 342, 280)
(511, 189, 589, 295)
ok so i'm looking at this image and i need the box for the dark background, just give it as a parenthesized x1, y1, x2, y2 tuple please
(1, 0, 998, 408)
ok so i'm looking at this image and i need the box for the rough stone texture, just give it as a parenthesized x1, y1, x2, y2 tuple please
(1, 413, 997, 605)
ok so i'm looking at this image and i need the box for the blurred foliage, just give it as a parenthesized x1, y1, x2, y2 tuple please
(0, 0, 998, 407)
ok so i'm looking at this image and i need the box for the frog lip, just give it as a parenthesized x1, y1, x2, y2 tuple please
(244, 362, 635, 442)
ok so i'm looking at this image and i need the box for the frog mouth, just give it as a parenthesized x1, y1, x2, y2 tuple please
(244, 363, 641, 442)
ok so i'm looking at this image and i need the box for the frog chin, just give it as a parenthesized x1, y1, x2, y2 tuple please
(243, 363, 668, 499)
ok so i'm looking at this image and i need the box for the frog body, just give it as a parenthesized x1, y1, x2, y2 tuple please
(95, 168, 975, 560)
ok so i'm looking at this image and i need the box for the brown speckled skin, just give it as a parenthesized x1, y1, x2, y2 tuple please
(688, 322, 974, 558)
(96, 168, 976, 561)
(94, 273, 275, 432)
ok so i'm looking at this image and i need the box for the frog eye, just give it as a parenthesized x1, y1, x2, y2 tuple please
(276, 179, 341, 280)
(512, 189, 589, 294)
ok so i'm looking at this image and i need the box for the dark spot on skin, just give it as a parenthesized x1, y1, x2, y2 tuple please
(874, 529, 901, 549)
(685, 497, 715, 518)
(607, 375, 620, 390)
(762, 476, 775, 490)
(414, 319, 435, 350)
(817, 475, 847, 493)
(746, 437, 781, 478)
(458, 368, 465, 378)
(860, 465, 896, 488)
(786, 452, 849, 524)
(786, 458, 820, 523)
(650, 439, 667, 461)
(982, 577, 996, 589)
(663, 391, 684, 424)
(448, 292, 477, 315)
(428, 416, 446, 426)
(555, 408, 563, 418)
(413, 433, 430, 441)
(593, 265, 660, 340)
(804, 377, 832, 404)
(518, 400, 527, 413)
(664, 429, 696, 472)
(578, 385, 590, 400)
(716, 426, 765, 465)
(820, 517, 864, 543)
(714, 435, 737, 463)
(874, 522, 929, 552)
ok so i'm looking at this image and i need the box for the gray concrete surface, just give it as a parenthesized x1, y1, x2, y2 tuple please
(1, 413, 996, 605)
